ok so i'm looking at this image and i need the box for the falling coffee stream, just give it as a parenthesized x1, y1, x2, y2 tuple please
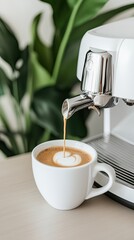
(63, 117, 67, 157)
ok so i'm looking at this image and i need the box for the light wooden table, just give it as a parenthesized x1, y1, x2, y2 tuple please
(0, 153, 133, 240)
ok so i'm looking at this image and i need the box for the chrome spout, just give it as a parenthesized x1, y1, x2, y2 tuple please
(62, 50, 119, 119)
(62, 94, 94, 119)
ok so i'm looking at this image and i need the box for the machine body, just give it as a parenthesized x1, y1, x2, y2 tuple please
(62, 18, 134, 209)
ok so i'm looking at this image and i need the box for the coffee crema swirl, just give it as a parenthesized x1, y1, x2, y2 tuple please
(37, 146, 91, 168)
(53, 151, 81, 167)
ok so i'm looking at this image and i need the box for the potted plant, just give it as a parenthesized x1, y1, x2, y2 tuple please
(0, 0, 134, 157)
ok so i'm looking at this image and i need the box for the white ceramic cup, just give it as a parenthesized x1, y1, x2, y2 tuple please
(32, 140, 116, 210)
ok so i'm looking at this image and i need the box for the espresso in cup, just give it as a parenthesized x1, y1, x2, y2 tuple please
(32, 139, 116, 210)
(37, 146, 92, 168)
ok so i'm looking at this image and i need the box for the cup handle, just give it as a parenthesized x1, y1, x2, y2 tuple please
(85, 163, 116, 200)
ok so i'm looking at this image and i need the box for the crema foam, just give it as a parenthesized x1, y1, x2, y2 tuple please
(37, 146, 91, 168)
(53, 151, 82, 167)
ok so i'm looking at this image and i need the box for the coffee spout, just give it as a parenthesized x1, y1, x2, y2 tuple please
(62, 94, 95, 119)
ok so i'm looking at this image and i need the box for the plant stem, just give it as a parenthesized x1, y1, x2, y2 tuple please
(52, 0, 83, 83)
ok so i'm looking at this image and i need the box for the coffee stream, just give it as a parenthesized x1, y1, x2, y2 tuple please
(63, 117, 67, 158)
(53, 117, 82, 167)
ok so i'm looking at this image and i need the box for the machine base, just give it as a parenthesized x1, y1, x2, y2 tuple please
(85, 134, 134, 209)
(105, 190, 134, 210)
(95, 182, 134, 210)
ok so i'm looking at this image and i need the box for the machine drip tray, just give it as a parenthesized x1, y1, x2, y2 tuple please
(86, 134, 134, 188)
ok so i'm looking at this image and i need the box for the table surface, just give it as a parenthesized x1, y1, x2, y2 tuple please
(0, 153, 133, 240)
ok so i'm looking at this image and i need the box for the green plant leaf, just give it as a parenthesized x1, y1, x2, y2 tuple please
(0, 94, 27, 154)
(0, 139, 15, 157)
(40, 1, 71, 32)
(67, 109, 89, 138)
(0, 111, 19, 154)
(30, 51, 53, 92)
(67, 0, 78, 8)
(0, 18, 21, 70)
(25, 123, 44, 151)
(16, 47, 29, 101)
(31, 86, 89, 139)
(0, 19, 29, 102)
(88, 3, 134, 28)
(39, 1, 71, 68)
(31, 13, 53, 73)
(57, 41, 78, 88)
(52, 0, 83, 83)
(9, 46, 29, 102)
(0, 68, 10, 96)
(31, 86, 67, 137)
(53, 2, 71, 33)
(67, 0, 108, 27)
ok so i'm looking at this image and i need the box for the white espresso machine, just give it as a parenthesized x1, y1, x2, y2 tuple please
(62, 18, 134, 209)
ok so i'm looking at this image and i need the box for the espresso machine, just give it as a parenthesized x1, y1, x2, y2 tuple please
(62, 18, 134, 209)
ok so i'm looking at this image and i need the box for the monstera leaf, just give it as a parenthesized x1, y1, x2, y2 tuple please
(0, 18, 20, 70)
